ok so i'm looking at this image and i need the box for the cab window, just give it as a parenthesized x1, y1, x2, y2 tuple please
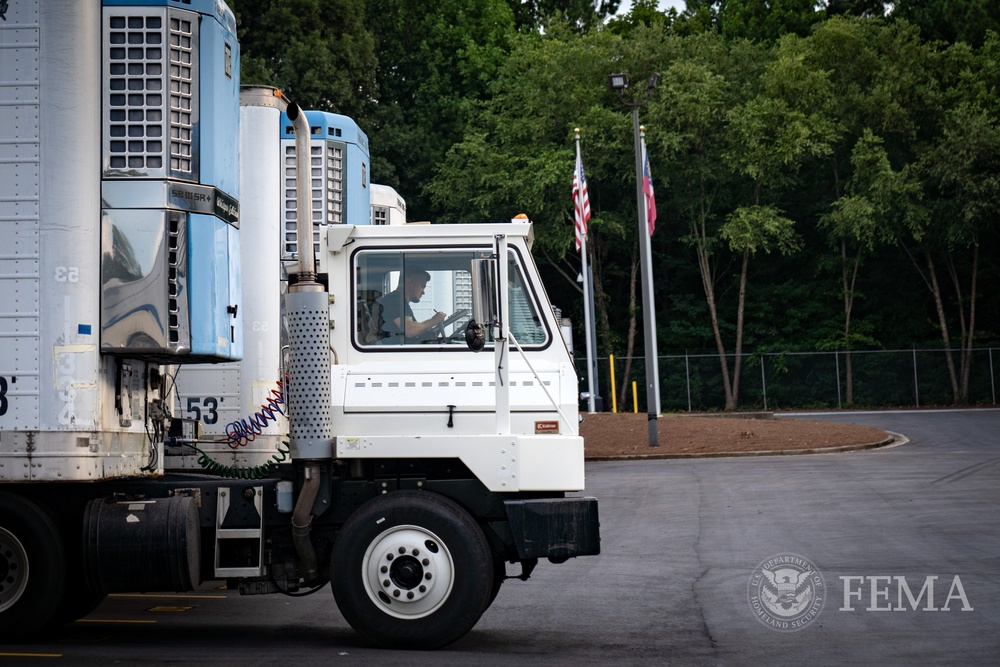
(353, 248, 548, 349)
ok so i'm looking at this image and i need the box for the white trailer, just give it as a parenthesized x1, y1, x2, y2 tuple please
(370, 183, 407, 225)
(1, 0, 599, 650)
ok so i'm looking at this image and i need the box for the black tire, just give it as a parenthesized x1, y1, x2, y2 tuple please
(0, 493, 67, 640)
(331, 491, 493, 649)
(49, 581, 107, 627)
(486, 558, 505, 610)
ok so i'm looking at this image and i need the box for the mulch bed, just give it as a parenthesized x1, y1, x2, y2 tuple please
(581, 412, 892, 459)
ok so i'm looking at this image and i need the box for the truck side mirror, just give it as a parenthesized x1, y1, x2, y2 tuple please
(470, 256, 498, 333)
(464, 319, 485, 351)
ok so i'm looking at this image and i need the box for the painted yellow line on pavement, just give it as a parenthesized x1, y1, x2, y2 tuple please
(0, 652, 62, 657)
(74, 619, 157, 624)
(109, 593, 227, 599)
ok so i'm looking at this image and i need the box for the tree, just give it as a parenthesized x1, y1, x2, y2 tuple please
(648, 34, 749, 410)
(891, 0, 1000, 47)
(365, 0, 516, 221)
(719, 0, 823, 42)
(606, 0, 674, 35)
(508, 0, 621, 31)
(713, 36, 837, 409)
(819, 130, 897, 403)
(911, 102, 1000, 402)
(805, 17, 907, 403)
(232, 0, 376, 119)
(823, 0, 888, 18)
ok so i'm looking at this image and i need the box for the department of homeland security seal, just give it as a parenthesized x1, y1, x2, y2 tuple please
(747, 553, 826, 631)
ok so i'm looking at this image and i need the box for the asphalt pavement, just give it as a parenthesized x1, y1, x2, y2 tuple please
(7, 409, 998, 665)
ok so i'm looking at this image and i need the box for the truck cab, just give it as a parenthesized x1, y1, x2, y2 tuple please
(322, 222, 584, 492)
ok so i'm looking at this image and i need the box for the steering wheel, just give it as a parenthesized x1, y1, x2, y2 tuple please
(426, 308, 470, 340)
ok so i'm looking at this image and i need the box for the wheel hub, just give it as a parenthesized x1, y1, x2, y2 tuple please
(389, 554, 423, 589)
(362, 526, 454, 619)
(379, 541, 436, 603)
(0, 527, 29, 613)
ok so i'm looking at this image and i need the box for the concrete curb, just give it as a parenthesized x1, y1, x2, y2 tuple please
(585, 432, 907, 462)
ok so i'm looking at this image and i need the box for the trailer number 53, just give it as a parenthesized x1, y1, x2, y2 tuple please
(55, 266, 80, 282)
(186, 396, 220, 424)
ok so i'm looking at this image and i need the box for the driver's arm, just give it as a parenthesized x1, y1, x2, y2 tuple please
(402, 310, 446, 337)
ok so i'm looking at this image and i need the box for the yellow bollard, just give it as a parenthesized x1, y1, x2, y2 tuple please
(632, 381, 638, 413)
(609, 354, 618, 413)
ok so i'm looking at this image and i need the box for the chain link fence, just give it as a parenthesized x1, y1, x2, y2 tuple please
(577, 348, 1000, 412)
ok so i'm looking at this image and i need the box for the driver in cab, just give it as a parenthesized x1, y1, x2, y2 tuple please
(377, 268, 448, 343)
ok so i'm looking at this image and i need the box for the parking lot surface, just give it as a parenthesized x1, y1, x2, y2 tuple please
(7, 410, 998, 665)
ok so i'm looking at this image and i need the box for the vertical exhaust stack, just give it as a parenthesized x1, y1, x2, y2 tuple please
(285, 103, 331, 584)
(284, 103, 333, 461)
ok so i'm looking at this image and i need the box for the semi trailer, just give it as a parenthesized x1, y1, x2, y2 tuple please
(0, 0, 599, 649)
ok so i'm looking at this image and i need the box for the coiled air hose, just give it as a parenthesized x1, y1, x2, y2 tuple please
(184, 442, 290, 479)
(225, 381, 286, 448)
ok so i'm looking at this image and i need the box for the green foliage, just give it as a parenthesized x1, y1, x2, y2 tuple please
(365, 0, 516, 219)
(606, 0, 674, 35)
(508, 0, 621, 31)
(232, 0, 376, 118)
(919, 103, 1000, 245)
(824, 0, 888, 18)
(230, 4, 1000, 405)
(719, 0, 824, 42)
(722, 205, 800, 255)
(891, 0, 1000, 47)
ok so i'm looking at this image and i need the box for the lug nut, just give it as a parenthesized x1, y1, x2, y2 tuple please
(419, 585, 426, 593)
(381, 565, 388, 573)
(412, 548, 419, 556)
(425, 572, 432, 580)
(386, 553, 393, 561)
(422, 558, 429, 566)
(399, 547, 406, 554)
(393, 590, 401, 597)
(383, 579, 390, 587)
(407, 592, 414, 599)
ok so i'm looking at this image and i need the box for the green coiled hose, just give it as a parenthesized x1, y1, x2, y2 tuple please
(185, 442, 290, 479)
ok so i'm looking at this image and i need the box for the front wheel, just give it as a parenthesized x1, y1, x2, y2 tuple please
(331, 491, 493, 649)
(0, 494, 66, 640)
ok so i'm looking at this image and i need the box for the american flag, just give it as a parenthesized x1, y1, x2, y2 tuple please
(573, 146, 591, 251)
(642, 138, 656, 236)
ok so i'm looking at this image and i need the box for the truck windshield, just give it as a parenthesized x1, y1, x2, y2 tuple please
(353, 248, 548, 349)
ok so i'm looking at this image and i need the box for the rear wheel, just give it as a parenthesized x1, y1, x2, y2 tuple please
(0, 494, 66, 640)
(486, 558, 506, 609)
(331, 491, 493, 649)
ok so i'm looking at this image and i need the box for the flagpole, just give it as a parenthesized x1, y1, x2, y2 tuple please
(635, 125, 660, 445)
(576, 129, 597, 414)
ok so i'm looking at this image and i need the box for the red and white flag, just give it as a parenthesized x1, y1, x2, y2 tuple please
(642, 137, 656, 236)
(573, 143, 591, 251)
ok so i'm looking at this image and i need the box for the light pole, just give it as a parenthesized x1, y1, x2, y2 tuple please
(609, 72, 661, 447)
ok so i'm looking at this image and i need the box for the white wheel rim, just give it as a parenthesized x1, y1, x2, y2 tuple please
(361, 524, 455, 620)
(0, 527, 29, 614)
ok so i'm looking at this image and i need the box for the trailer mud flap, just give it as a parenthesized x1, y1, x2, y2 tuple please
(504, 497, 600, 562)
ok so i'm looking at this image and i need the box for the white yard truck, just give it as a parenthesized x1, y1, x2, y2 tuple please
(0, 0, 599, 650)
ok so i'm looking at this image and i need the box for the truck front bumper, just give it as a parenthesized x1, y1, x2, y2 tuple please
(504, 497, 600, 562)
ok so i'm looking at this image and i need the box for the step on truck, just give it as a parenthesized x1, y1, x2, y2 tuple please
(0, 0, 599, 650)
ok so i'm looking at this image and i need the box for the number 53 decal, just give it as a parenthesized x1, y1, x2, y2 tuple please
(186, 396, 220, 424)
